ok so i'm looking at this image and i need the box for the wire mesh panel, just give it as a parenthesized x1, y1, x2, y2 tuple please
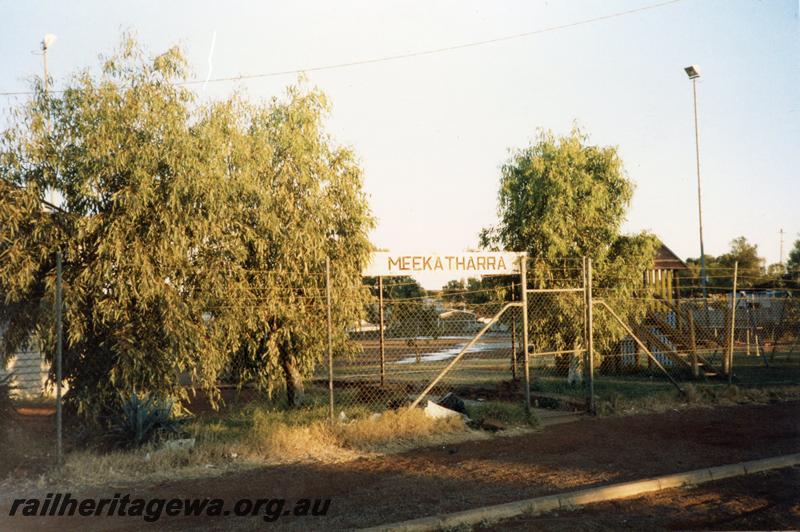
(591, 272, 800, 401)
(526, 289, 588, 404)
(412, 301, 522, 403)
(729, 291, 800, 387)
(320, 260, 800, 417)
(514, 258, 589, 409)
(328, 277, 524, 412)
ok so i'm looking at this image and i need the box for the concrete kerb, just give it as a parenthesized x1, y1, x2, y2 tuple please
(361, 453, 800, 532)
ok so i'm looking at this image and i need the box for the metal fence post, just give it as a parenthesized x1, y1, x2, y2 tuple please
(520, 256, 530, 412)
(582, 258, 588, 410)
(510, 281, 517, 381)
(586, 258, 595, 414)
(326, 257, 334, 422)
(378, 276, 385, 387)
(689, 311, 699, 378)
(55, 249, 63, 466)
(727, 261, 738, 384)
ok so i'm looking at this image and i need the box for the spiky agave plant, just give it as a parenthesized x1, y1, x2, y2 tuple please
(107, 393, 186, 449)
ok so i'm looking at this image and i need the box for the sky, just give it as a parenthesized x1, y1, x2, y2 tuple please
(1, 0, 798, 288)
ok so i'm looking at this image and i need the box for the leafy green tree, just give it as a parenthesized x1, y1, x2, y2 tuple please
(787, 239, 800, 274)
(362, 275, 426, 328)
(681, 255, 721, 295)
(766, 263, 786, 277)
(465, 277, 507, 306)
(681, 237, 765, 291)
(441, 277, 507, 309)
(217, 85, 373, 407)
(362, 276, 437, 338)
(719, 237, 764, 280)
(480, 127, 658, 359)
(362, 276, 426, 300)
(0, 36, 373, 416)
(442, 279, 467, 304)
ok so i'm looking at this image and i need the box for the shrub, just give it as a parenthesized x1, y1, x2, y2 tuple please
(107, 393, 187, 449)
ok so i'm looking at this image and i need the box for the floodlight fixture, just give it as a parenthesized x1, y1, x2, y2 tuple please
(42, 33, 57, 51)
(684, 64, 700, 79)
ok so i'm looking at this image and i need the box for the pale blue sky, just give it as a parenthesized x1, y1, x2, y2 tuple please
(2, 0, 798, 276)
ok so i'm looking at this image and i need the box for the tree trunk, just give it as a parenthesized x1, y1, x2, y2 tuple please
(280, 350, 305, 407)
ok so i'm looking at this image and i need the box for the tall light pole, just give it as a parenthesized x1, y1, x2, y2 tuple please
(42, 34, 57, 98)
(684, 64, 707, 303)
(42, 32, 63, 466)
(41, 34, 59, 210)
(42, 34, 57, 204)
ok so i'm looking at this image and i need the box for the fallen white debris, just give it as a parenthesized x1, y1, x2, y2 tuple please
(423, 400, 463, 420)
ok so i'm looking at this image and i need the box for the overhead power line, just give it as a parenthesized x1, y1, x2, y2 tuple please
(0, 0, 684, 97)
(178, 0, 684, 86)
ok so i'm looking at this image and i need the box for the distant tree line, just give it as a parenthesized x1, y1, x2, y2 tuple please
(678, 236, 800, 295)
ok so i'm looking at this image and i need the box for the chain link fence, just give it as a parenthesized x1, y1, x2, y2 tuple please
(590, 275, 800, 406)
(322, 281, 526, 413)
(320, 259, 799, 417)
(525, 285, 588, 410)
(5, 256, 799, 419)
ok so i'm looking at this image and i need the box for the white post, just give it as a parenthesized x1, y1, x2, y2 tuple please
(728, 261, 737, 384)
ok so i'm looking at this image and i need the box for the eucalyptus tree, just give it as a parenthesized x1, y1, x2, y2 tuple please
(480, 127, 657, 359)
(213, 87, 373, 406)
(0, 36, 372, 417)
(788, 239, 800, 275)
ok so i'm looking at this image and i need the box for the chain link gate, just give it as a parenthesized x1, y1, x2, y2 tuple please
(323, 254, 531, 416)
(523, 257, 593, 413)
(406, 256, 595, 414)
(322, 255, 599, 418)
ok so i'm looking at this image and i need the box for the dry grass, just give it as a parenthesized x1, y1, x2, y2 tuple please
(335, 407, 466, 451)
(246, 406, 468, 457)
(52, 445, 242, 487)
(246, 410, 361, 464)
(7, 405, 473, 491)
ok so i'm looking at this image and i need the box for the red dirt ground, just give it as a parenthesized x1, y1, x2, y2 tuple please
(2, 400, 799, 531)
(482, 467, 800, 531)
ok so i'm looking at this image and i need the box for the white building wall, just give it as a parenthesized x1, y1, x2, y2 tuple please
(0, 346, 53, 398)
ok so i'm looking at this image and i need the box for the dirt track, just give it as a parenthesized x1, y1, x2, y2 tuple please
(481, 466, 800, 531)
(2, 401, 799, 531)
